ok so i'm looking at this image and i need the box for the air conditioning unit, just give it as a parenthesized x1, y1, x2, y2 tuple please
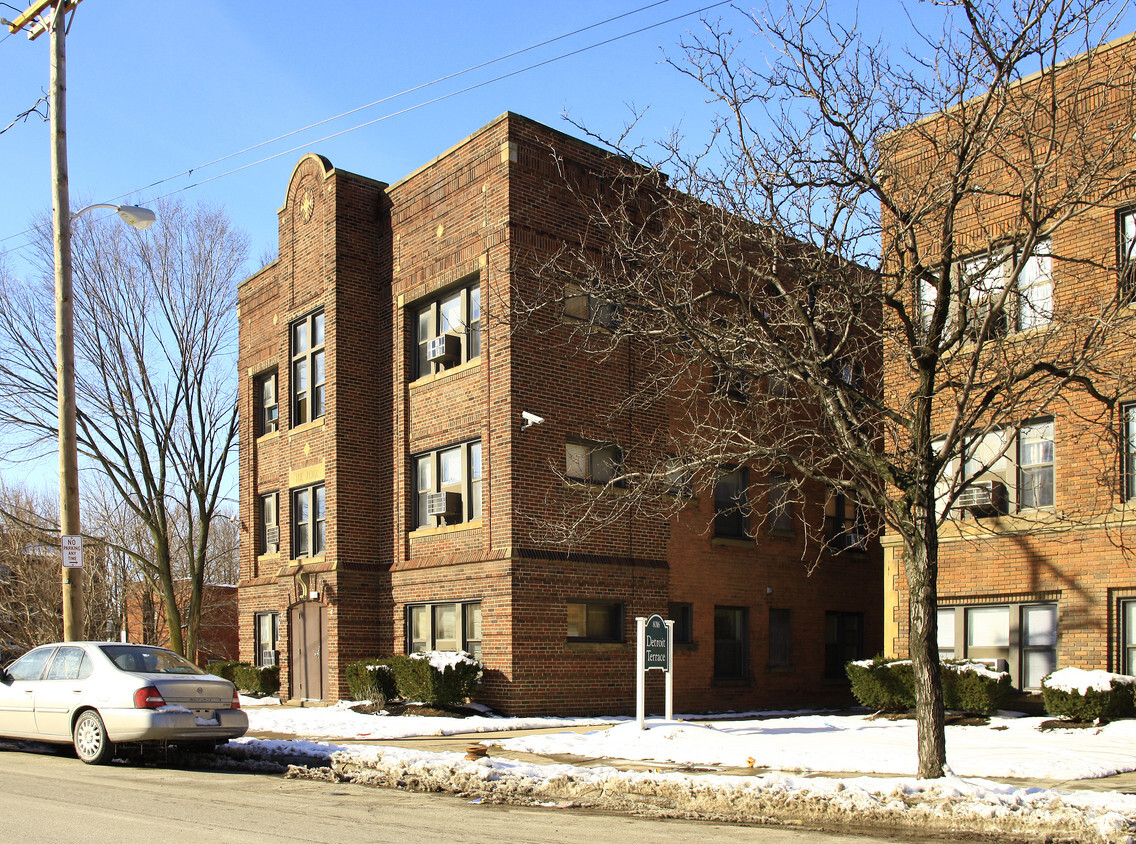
(841, 532, 869, 552)
(426, 491, 462, 517)
(955, 480, 1007, 516)
(426, 334, 461, 364)
(264, 525, 279, 553)
(259, 650, 278, 667)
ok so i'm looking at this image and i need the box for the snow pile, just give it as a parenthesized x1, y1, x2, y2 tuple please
(408, 650, 479, 672)
(1045, 667, 1136, 694)
(224, 739, 1136, 843)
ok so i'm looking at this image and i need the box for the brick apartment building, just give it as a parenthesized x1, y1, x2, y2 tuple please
(882, 34, 1136, 691)
(122, 582, 238, 667)
(237, 112, 882, 714)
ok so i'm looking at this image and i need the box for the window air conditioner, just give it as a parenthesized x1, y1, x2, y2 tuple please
(841, 532, 869, 552)
(426, 491, 462, 517)
(260, 650, 278, 667)
(426, 334, 461, 364)
(265, 526, 279, 545)
(955, 480, 1007, 516)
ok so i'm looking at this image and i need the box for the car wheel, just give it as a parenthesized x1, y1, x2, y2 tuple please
(73, 710, 113, 765)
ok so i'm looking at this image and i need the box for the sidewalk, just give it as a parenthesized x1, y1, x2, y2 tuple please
(246, 721, 1136, 794)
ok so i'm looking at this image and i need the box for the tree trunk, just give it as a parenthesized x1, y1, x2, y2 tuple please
(906, 515, 946, 778)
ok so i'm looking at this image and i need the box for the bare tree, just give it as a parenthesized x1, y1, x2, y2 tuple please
(0, 484, 115, 655)
(523, 0, 1136, 777)
(0, 198, 248, 658)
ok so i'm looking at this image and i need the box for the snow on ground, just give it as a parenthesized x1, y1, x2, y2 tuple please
(234, 701, 1136, 841)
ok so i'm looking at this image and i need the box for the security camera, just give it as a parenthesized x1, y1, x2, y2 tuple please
(520, 411, 545, 430)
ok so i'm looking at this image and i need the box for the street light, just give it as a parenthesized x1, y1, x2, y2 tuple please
(58, 201, 156, 641)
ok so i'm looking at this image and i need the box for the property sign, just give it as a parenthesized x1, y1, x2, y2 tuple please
(61, 535, 83, 568)
(643, 613, 670, 671)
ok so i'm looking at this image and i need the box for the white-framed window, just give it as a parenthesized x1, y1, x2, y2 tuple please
(939, 601, 1057, 690)
(408, 601, 482, 659)
(413, 440, 482, 529)
(255, 612, 279, 667)
(292, 483, 325, 558)
(567, 600, 623, 642)
(414, 278, 481, 379)
(565, 441, 622, 486)
(259, 492, 279, 555)
(1118, 207, 1136, 297)
(291, 311, 325, 425)
(256, 371, 278, 435)
(1017, 239, 1053, 330)
(1121, 599, 1136, 674)
(1019, 418, 1055, 509)
(1124, 404, 1136, 502)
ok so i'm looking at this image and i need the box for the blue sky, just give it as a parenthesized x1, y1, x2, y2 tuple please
(2, 0, 1134, 495)
(0, 0, 741, 270)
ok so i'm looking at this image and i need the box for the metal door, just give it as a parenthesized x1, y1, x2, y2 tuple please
(289, 602, 328, 701)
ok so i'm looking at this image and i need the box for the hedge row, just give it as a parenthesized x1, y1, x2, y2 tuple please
(345, 653, 482, 708)
(1041, 672, 1136, 722)
(209, 660, 280, 697)
(846, 657, 1011, 714)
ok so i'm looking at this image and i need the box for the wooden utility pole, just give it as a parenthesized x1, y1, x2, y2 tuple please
(7, 0, 85, 640)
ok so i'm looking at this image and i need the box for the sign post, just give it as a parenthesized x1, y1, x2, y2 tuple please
(636, 613, 675, 729)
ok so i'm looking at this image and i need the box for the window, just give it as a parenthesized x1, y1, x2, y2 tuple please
(959, 252, 1009, 342)
(565, 441, 622, 486)
(292, 483, 325, 558)
(767, 472, 793, 533)
(563, 282, 618, 328)
(413, 440, 482, 529)
(665, 457, 694, 497)
(826, 492, 868, 552)
(408, 601, 482, 659)
(1118, 207, 1136, 297)
(259, 492, 279, 555)
(256, 371, 278, 435)
(45, 646, 91, 681)
(1122, 599, 1136, 674)
(1021, 604, 1057, 689)
(714, 467, 748, 538)
(567, 600, 623, 642)
(769, 608, 792, 668)
(291, 311, 325, 425)
(937, 608, 956, 659)
(1124, 405, 1136, 502)
(669, 602, 694, 645)
(824, 611, 864, 679)
(713, 365, 749, 402)
(414, 279, 481, 378)
(1019, 419, 1054, 509)
(255, 612, 279, 667)
(714, 606, 748, 680)
(1017, 239, 1052, 330)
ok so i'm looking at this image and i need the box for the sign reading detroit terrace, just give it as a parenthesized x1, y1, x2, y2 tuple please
(643, 613, 670, 671)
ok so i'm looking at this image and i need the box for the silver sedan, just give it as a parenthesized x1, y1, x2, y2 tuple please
(0, 642, 248, 764)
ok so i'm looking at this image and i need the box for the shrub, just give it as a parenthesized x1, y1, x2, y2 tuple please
(847, 657, 1011, 714)
(1042, 668, 1136, 722)
(846, 657, 914, 712)
(941, 661, 1012, 714)
(345, 658, 398, 705)
(231, 663, 280, 697)
(391, 652, 482, 707)
(208, 660, 245, 684)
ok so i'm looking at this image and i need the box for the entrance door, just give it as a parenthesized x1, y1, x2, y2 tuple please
(289, 602, 328, 701)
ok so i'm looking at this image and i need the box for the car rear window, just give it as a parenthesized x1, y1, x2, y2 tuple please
(98, 645, 205, 675)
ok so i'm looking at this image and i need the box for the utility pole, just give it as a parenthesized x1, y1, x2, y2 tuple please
(6, 1, 86, 640)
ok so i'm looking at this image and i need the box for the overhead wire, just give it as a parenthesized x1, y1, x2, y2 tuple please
(1, 0, 728, 252)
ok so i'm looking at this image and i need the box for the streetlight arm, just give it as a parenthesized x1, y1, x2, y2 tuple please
(73, 203, 156, 230)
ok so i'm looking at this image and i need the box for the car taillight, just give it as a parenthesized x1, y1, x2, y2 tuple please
(230, 689, 241, 710)
(134, 686, 166, 709)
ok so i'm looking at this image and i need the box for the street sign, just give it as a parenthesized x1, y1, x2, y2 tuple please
(643, 613, 670, 671)
(61, 534, 82, 568)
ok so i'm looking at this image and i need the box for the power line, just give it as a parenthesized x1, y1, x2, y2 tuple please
(2, 1, 727, 252)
